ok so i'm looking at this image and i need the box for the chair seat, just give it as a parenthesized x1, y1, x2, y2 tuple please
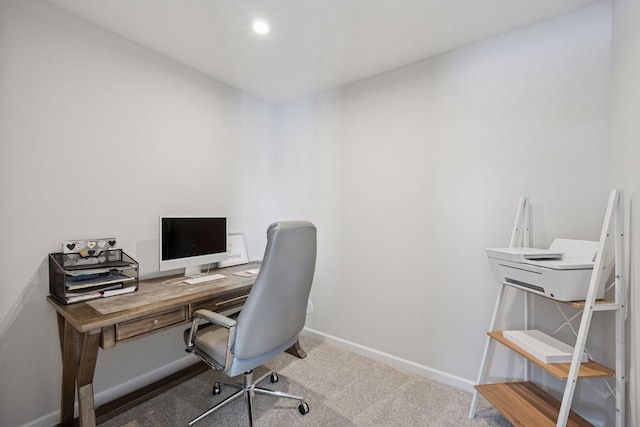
(186, 324, 299, 377)
(188, 324, 229, 367)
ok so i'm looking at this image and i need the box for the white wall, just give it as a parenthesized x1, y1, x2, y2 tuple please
(0, 0, 621, 426)
(277, 3, 614, 425)
(0, 1, 277, 425)
(611, 0, 640, 426)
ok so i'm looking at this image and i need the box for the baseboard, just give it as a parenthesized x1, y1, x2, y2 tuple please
(95, 355, 196, 407)
(300, 327, 475, 392)
(21, 355, 196, 427)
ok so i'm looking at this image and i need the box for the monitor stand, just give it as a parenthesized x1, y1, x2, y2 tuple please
(184, 265, 203, 278)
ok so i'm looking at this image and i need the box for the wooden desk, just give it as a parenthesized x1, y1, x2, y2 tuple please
(48, 262, 305, 427)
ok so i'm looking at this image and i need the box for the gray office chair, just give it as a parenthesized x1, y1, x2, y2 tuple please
(184, 221, 317, 426)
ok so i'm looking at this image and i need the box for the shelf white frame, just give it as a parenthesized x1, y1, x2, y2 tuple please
(469, 189, 627, 427)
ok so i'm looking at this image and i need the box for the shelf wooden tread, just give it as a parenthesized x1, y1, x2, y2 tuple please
(475, 381, 592, 427)
(564, 299, 615, 309)
(489, 331, 614, 380)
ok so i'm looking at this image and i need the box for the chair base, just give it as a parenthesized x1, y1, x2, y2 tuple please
(188, 370, 308, 426)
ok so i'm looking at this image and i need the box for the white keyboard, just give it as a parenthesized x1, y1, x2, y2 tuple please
(184, 273, 226, 285)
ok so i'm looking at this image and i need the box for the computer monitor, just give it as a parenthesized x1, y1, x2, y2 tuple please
(159, 217, 228, 277)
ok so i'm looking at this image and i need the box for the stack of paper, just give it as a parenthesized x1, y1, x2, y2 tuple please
(503, 330, 588, 364)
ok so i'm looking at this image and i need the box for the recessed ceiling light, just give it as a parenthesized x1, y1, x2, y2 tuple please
(252, 20, 270, 35)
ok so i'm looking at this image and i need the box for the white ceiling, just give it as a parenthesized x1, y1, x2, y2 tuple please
(43, 0, 602, 105)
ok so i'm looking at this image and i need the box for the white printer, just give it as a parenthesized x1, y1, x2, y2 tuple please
(486, 238, 608, 301)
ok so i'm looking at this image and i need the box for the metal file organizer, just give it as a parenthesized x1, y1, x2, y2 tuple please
(49, 249, 139, 304)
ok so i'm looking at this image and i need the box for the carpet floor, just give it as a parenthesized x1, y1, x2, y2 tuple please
(99, 336, 510, 426)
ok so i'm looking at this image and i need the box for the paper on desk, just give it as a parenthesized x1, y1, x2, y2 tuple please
(233, 269, 260, 277)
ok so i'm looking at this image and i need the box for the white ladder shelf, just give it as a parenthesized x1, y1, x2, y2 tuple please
(469, 189, 627, 427)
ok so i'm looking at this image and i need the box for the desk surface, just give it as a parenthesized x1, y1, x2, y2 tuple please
(48, 262, 259, 334)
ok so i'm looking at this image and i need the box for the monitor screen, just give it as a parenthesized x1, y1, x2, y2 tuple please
(159, 217, 228, 275)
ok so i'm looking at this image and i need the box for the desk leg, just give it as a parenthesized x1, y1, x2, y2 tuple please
(77, 331, 101, 427)
(56, 313, 101, 427)
(285, 338, 307, 359)
(57, 313, 78, 427)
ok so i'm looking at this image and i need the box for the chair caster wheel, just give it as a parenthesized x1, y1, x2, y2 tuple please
(299, 402, 310, 415)
(270, 373, 278, 383)
(213, 383, 221, 395)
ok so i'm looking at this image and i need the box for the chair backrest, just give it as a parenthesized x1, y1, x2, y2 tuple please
(233, 221, 317, 360)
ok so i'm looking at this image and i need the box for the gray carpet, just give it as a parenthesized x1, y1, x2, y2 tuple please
(99, 336, 510, 426)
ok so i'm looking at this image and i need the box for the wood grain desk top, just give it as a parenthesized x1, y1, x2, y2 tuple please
(47, 262, 260, 333)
